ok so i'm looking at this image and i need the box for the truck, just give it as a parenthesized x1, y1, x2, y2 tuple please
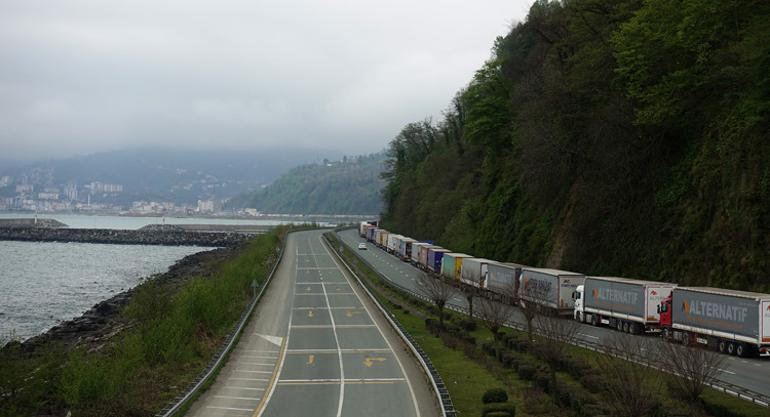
(427, 247, 451, 274)
(574, 276, 676, 334)
(359, 221, 376, 238)
(440, 253, 472, 282)
(410, 242, 429, 266)
(386, 234, 402, 254)
(418, 245, 439, 270)
(519, 268, 585, 315)
(366, 227, 377, 242)
(459, 258, 497, 289)
(659, 287, 770, 357)
(397, 237, 417, 261)
(377, 230, 389, 248)
(484, 262, 526, 304)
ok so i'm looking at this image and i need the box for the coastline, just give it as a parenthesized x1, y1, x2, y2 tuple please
(14, 244, 241, 354)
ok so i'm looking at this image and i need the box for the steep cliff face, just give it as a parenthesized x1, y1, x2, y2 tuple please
(380, 0, 770, 291)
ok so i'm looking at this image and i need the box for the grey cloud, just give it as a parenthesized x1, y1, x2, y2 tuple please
(0, 0, 531, 160)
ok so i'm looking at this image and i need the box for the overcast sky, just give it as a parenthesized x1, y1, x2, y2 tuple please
(0, 0, 532, 161)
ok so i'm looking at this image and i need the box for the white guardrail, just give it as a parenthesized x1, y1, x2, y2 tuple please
(323, 233, 456, 417)
(333, 229, 770, 410)
(155, 236, 286, 417)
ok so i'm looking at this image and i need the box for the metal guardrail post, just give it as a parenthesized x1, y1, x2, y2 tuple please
(154, 234, 287, 417)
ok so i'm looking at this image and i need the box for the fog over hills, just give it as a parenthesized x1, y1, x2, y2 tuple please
(0, 147, 341, 205)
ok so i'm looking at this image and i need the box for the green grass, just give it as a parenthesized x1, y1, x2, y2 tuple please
(1, 229, 284, 417)
(392, 304, 519, 416)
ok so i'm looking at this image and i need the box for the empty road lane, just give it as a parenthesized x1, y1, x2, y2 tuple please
(186, 230, 437, 417)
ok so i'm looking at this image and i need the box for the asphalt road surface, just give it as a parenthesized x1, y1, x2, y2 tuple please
(337, 228, 770, 401)
(186, 229, 438, 417)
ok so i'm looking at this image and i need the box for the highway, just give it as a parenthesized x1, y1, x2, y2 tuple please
(336, 228, 770, 403)
(185, 229, 438, 417)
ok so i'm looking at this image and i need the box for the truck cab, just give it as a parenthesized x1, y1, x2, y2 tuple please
(658, 294, 672, 329)
(573, 285, 584, 321)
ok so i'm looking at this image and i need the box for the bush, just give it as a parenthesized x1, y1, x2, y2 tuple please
(495, 347, 504, 361)
(500, 352, 515, 369)
(534, 372, 551, 392)
(560, 356, 589, 378)
(484, 412, 510, 417)
(481, 342, 495, 356)
(462, 319, 477, 332)
(578, 372, 603, 393)
(482, 388, 509, 404)
(481, 402, 516, 417)
(517, 364, 536, 380)
(514, 340, 530, 353)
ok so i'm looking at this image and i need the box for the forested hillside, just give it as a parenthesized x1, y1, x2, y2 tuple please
(228, 153, 385, 214)
(381, 0, 770, 291)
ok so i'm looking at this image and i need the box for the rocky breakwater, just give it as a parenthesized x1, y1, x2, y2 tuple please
(18, 245, 240, 353)
(0, 227, 248, 246)
(0, 218, 68, 228)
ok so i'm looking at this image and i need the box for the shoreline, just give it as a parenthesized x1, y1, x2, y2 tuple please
(0, 210, 374, 222)
(13, 244, 242, 353)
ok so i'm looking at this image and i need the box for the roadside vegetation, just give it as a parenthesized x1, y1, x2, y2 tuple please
(0, 228, 285, 417)
(379, 0, 770, 291)
(326, 231, 770, 417)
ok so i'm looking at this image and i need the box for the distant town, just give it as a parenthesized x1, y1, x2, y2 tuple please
(0, 174, 216, 214)
(0, 175, 373, 221)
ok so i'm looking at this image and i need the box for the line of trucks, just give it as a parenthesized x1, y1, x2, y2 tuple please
(360, 222, 770, 358)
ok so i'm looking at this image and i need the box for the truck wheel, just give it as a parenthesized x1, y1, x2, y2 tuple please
(616, 320, 623, 332)
(590, 315, 598, 326)
(622, 322, 630, 333)
(727, 343, 736, 355)
(629, 323, 639, 335)
(718, 340, 726, 353)
(736, 344, 749, 357)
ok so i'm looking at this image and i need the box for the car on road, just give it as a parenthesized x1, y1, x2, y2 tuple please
(358, 242, 367, 250)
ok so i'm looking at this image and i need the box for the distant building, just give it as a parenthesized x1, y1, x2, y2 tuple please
(0, 176, 12, 187)
(0, 197, 12, 209)
(16, 184, 33, 194)
(64, 182, 78, 201)
(88, 181, 123, 194)
(38, 191, 59, 201)
(196, 199, 221, 213)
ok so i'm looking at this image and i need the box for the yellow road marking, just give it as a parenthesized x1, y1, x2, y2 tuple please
(307, 354, 315, 365)
(345, 309, 361, 317)
(363, 357, 386, 368)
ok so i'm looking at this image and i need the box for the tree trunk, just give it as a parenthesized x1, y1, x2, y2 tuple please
(467, 295, 473, 319)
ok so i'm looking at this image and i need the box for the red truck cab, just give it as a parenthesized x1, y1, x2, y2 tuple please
(658, 295, 672, 328)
